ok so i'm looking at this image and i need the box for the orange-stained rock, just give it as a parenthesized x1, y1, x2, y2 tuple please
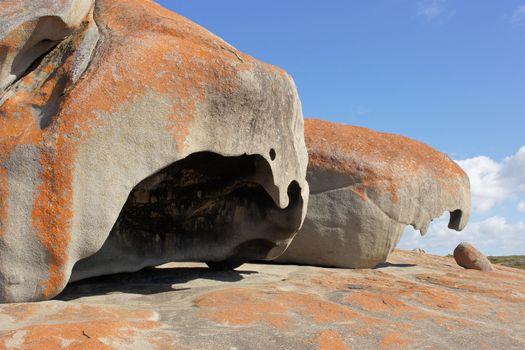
(317, 330, 353, 350)
(454, 242, 494, 271)
(1, 250, 523, 349)
(0, 0, 308, 302)
(0, 302, 175, 349)
(277, 118, 471, 268)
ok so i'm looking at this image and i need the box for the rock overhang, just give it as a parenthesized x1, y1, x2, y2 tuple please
(0, 0, 95, 93)
(0, 0, 475, 303)
(277, 118, 472, 268)
(0, 0, 309, 302)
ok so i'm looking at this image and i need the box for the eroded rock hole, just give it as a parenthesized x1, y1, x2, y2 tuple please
(72, 152, 303, 279)
(448, 209, 463, 230)
(0, 39, 60, 98)
(1, 16, 71, 94)
(269, 148, 276, 161)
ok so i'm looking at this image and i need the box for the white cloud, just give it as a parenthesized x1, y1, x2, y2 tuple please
(399, 214, 525, 256)
(500, 146, 525, 192)
(457, 156, 505, 213)
(417, 0, 450, 21)
(398, 146, 525, 256)
(511, 5, 525, 25)
(457, 146, 525, 213)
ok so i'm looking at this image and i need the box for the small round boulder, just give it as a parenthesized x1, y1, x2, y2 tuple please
(453, 242, 494, 272)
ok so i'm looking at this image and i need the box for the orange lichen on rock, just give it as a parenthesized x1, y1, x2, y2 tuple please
(317, 330, 353, 350)
(86, 0, 257, 152)
(416, 272, 525, 303)
(0, 304, 38, 323)
(0, 13, 99, 299)
(277, 291, 381, 325)
(0, 320, 157, 350)
(304, 118, 466, 202)
(308, 270, 463, 309)
(194, 288, 290, 329)
(346, 292, 414, 314)
(0, 303, 171, 350)
(29, 40, 94, 298)
(286, 252, 520, 335)
(0, 167, 7, 237)
(31, 145, 75, 297)
(380, 331, 411, 350)
(194, 287, 382, 330)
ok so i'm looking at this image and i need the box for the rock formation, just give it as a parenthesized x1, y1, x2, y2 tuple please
(1, 250, 524, 349)
(277, 119, 471, 268)
(454, 242, 494, 272)
(0, 0, 308, 303)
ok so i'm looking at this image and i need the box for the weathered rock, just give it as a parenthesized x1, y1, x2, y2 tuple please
(0, 0, 95, 93)
(454, 242, 494, 272)
(0, 0, 308, 303)
(1, 250, 523, 349)
(277, 119, 471, 268)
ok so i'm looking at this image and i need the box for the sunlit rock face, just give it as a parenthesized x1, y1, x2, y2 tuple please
(277, 119, 471, 268)
(0, 0, 308, 302)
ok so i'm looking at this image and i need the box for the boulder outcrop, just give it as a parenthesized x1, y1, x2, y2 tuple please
(0, 0, 308, 303)
(277, 119, 471, 268)
(454, 242, 494, 271)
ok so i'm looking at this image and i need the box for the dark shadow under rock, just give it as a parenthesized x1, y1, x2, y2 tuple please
(57, 264, 258, 301)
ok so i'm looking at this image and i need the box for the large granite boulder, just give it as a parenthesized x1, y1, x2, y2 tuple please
(0, 0, 308, 303)
(277, 119, 471, 268)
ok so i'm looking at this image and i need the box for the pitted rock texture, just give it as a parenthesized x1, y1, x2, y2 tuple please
(277, 119, 471, 268)
(0, 0, 308, 303)
(0, 250, 523, 349)
(454, 242, 494, 272)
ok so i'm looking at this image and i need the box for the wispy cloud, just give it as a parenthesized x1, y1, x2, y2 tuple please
(511, 5, 525, 25)
(417, 0, 452, 21)
(399, 215, 525, 256)
(399, 146, 525, 256)
(457, 146, 525, 213)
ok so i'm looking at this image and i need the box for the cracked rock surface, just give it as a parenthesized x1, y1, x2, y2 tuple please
(0, 0, 308, 302)
(277, 119, 471, 268)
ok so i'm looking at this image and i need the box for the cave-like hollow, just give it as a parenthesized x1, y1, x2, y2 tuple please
(72, 151, 304, 280)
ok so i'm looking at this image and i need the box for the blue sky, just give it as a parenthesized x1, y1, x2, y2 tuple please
(161, 1, 525, 256)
